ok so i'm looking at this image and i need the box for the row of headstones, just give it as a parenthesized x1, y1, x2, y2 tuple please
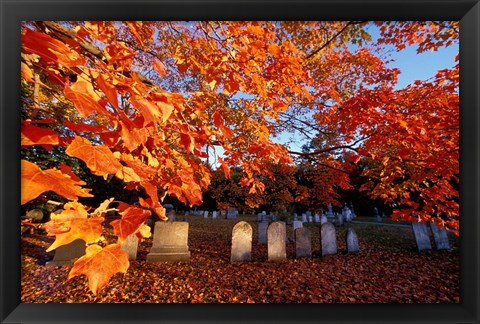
(232, 221, 359, 262)
(46, 222, 192, 266)
(46, 219, 450, 266)
(186, 208, 239, 219)
(411, 221, 451, 251)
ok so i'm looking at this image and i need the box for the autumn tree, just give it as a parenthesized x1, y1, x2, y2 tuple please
(21, 21, 458, 295)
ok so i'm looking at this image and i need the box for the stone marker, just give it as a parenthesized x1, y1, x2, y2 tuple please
(120, 234, 139, 260)
(295, 227, 312, 258)
(314, 213, 320, 223)
(231, 221, 252, 262)
(336, 212, 344, 226)
(411, 221, 432, 252)
(212, 211, 217, 219)
(46, 239, 86, 267)
(301, 213, 307, 223)
(167, 209, 176, 223)
(258, 221, 268, 244)
(292, 220, 303, 241)
(320, 214, 328, 225)
(204, 211, 209, 219)
(326, 203, 334, 218)
(320, 222, 337, 256)
(267, 222, 287, 261)
(346, 227, 359, 253)
(147, 222, 190, 262)
(430, 222, 450, 250)
(227, 208, 238, 219)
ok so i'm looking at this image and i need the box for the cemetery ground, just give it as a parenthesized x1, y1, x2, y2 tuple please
(21, 215, 459, 303)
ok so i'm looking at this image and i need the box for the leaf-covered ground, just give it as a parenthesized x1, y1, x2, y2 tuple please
(21, 216, 459, 303)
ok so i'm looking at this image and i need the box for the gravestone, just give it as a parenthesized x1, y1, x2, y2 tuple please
(295, 227, 312, 258)
(326, 203, 334, 218)
(25, 209, 44, 222)
(301, 213, 307, 223)
(336, 212, 344, 226)
(258, 221, 268, 244)
(430, 222, 450, 250)
(292, 220, 303, 241)
(343, 207, 352, 222)
(257, 213, 263, 222)
(293, 213, 298, 221)
(167, 210, 176, 223)
(120, 234, 139, 260)
(231, 221, 252, 262)
(46, 239, 86, 267)
(314, 213, 320, 223)
(320, 214, 328, 225)
(320, 222, 337, 256)
(308, 215, 313, 223)
(411, 221, 432, 252)
(267, 222, 287, 261)
(212, 211, 218, 219)
(204, 211, 209, 219)
(346, 227, 359, 253)
(227, 208, 238, 219)
(147, 222, 190, 262)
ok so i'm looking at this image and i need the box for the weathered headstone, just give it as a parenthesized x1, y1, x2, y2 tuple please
(231, 221, 252, 262)
(293, 213, 298, 221)
(227, 208, 238, 219)
(314, 213, 320, 223)
(147, 222, 190, 262)
(320, 222, 337, 256)
(120, 234, 139, 260)
(326, 203, 334, 218)
(430, 222, 450, 250)
(295, 227, 312, 258)
(411, 221, 432, 252)
(167, 209, 176, 223)
(292, 220, 303, 240)
(308, 215, 313, 223)
(336, 212, 344, 226)
(301, 213, 307, 223)
(203, 211, 209, 219)
(346, 227, 359, 253)
(343, 207, 352, 222)
(267, 222, 287, 261)
(212, 211, 218, 219)
(258, 221, 268, 244)
(320, 214, 328, 225)
(46, 239, 86, 267)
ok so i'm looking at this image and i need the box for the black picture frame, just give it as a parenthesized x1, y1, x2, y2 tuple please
(1, 0, 478, 323)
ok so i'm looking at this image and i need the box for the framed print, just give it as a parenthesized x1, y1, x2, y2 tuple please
(1, 0, 479, 323)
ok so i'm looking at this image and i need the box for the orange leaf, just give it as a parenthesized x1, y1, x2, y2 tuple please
(153, 60, 167, 77)
(126, 21, 144, 46)
(22, 28, 86, 67)
(212, 111, 234, 140)
(64, 80, 108, 118)
(180, 132, 195, 153)
(136, 223, 152, 240)
(68, 244, 129, 295)
(46, 216, 103, 252)
(65, 136, 122, 178)
(21, 160, 92, 205)
(95, 74, 119, 109)
(110, 206, 151, 242)
(21, 124, 59, 147)
(21, 62, 35, 83)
